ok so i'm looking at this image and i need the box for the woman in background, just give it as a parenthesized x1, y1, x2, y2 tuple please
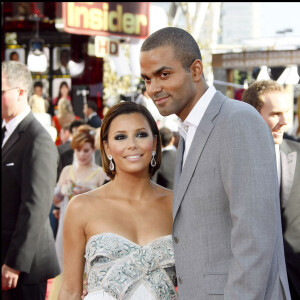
(52, 98, 81, 145)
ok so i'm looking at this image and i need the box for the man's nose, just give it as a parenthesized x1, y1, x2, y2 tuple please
(147, 79, 162, 98)
(279, 113, 289, 126)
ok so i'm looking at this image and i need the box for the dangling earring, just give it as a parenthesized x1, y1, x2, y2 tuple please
(108, 155, 114, 171)
(151, 151, 156, 167)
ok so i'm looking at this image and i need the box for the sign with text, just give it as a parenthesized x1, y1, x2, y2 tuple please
(212, 49, 300, 68)
(63, 2, 150, 38)
(95, 36, 119, 57)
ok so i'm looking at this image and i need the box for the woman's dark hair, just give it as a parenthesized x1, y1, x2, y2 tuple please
(57, 81, 70, 99)
(100, 102, 162, 180)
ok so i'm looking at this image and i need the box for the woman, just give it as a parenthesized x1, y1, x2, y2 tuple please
(58, 102, 177, 299)
(54, 124, 108, 270)
(52, 98, 81, 145)
(52, 81, 71, 106)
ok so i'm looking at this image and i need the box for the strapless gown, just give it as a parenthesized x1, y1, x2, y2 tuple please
(84, 233, 178, 300)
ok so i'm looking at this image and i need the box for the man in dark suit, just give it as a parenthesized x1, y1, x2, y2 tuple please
(242, 80, 300, 299)
(153, 127, 177, 189)
(2, 61, 60, 300)
(83, 100, 102, 128)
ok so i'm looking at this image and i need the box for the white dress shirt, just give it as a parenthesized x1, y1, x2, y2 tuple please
(2, 106, 31, 147)
(178, 86, 216, 165)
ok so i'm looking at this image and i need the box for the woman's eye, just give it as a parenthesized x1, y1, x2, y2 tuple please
(114, 134, 126, 140)
(161, 72, 169, 78)
(137, 131, 149, 138)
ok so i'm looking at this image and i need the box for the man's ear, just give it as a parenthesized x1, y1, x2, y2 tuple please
(190, 59, 203, 82)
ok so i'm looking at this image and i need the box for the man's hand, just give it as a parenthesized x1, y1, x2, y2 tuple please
(52, 208, 60, 219)
(1, 264, 20, 291)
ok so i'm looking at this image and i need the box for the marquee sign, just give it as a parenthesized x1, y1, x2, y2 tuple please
(212, 49, 300, 68)
(63, 2, 150, 38)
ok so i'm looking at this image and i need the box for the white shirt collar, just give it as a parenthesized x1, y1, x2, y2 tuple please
(2, 106, 31, 146)
(88, 112, 97, 120)
(162, 145, 174, 152)
(178, 85, 216, 140)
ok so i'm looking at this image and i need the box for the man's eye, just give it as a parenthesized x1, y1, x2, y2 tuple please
(142, 77, 151, 84)
(114, 134, 126, 140)
(137, 131, 149, 138)
(161, 72, 169, 78)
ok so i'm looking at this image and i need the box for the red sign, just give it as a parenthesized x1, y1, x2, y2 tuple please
(63, 2, 150, 38)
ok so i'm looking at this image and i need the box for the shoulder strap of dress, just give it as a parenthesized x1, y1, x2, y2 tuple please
(84, 167, 101, 182)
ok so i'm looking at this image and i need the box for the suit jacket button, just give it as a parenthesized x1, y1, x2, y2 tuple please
(173, 236, 179, 244)
(178, 277, 183, 284)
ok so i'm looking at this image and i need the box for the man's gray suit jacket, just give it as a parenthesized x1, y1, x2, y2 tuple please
(280, 139, 300, 297)
(172, 91, 291, 299)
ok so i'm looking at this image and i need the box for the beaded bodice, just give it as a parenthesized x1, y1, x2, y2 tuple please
(84, 233, 178, 300)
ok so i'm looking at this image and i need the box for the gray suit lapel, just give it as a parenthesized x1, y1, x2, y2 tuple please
(174, 138, 184, 181)
(280, 149, 297, 207)
(173, 92, 225, 219)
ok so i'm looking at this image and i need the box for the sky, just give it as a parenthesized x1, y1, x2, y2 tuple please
(261, 2, 300, 37)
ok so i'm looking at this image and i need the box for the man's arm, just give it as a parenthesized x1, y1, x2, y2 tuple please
(4, 130, 58, 274)
(221, 109, 279, 299)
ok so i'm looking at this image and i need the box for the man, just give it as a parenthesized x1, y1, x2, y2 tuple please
(140, 27, 291, 299)
(57, 119, 85, 178)
(242, 80, 300, 299)
(83, 100, 102, 128)
(53, 48, 70, 76)
(152, 127, 177, 189)
(29, 81, 49, 113)
(9, 51, 19, 62)
(2, 61, 60, 299)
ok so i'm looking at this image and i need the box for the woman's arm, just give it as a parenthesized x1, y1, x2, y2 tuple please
(58, 195, 86, 299)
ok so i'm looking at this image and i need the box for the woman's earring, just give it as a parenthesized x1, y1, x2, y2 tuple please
(151, 151, 156, 167)
(108, 155, 114, 171)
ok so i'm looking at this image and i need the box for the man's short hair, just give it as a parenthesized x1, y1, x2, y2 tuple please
(141, 27, 202, 72)
(2, 61, 32, 95)
(242, 80, 284, 112)
(159, 127, 174, 148)
(34, 81, 43, 89)
(87, 100, 98, 112)
(69, 119, 85, 134)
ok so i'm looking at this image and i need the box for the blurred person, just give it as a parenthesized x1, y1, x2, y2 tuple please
(52, 81, 71, 107)
(94, 126, 102, 167)
(53, 49, 70, 76)
(58, 124, 71, 147)
(50, 120, 85, 241)
(172, 131, 180, 150)
(29, 82, 46, 114)
(2, 61, 60, 299)
(83, 100, 102, 128)
(58, 102, 177, 300)
(50, 125, 108, 299)
(139, 27, 291, 299)
(153, 127, 177, 189)
(57, 119, 85, 178)
(242, 80, 300, 299)
(9, 51, 19, 62)
(52, 98, 81, 146)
